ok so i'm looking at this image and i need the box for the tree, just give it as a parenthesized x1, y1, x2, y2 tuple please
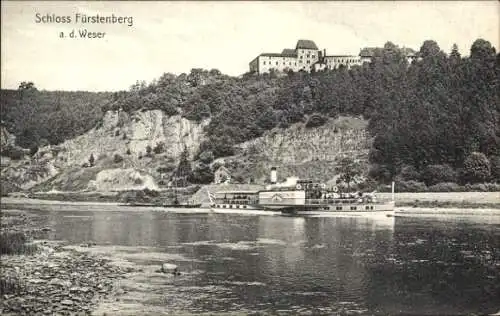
(199, 150, 214, 164)
(18, 81, 37, 91)
(460, 152, 491, 184)
(420, 164, 456, 186)
(174, 146, 192, 187)
(449, 43, 461, 62)
(153, 142, 165, 154)
(489, 155, 500, 182)
(189, 163, 214, 184)
(419, 40, 441, 59)
(470, 39, 496, 61)
(335, 157, 362, 191)
(89, 153, 95, 166)
(113, 154, 124, 163)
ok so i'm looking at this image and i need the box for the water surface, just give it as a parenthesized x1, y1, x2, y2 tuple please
(5, 204, 500, 315)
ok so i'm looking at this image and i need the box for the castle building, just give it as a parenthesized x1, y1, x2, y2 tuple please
(249, 39, 320, 74)
(250, 40, 418, 74)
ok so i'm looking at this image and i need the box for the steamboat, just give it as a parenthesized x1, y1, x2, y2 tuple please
(207, 168, 395, 217)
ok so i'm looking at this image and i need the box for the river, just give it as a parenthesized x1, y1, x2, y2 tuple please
(2, 202, 500, 315)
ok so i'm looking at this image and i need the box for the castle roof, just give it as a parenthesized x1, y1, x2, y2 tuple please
(281, 48, 298, 57)
(260, 53, 283, 57)
(296, 39, 318, 50)
(260, 50, 297, 58)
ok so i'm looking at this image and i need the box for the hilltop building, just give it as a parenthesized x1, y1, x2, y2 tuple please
(249, 39, 320, 74)
(249, 40, 417, 74)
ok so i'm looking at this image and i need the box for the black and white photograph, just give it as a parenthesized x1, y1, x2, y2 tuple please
(1, 1, 499, 315)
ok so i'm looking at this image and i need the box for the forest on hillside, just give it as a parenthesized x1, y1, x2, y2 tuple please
(1, 38, 499, 186)
(0, 85, 112, 150)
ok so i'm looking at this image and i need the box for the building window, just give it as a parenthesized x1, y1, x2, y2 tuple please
(306, 60, 310, 64)
(312, 54, 315, 58)
(263, 61, 266, 65)
(295, 62, 297, 66)
(276, 61, 278, 65)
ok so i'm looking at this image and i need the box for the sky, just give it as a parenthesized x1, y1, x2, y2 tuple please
(1, 1, 499, 92)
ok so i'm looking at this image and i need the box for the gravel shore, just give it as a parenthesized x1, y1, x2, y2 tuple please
(0, 210, 129, 315)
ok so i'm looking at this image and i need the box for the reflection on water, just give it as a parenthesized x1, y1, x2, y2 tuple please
(8, 205, 500, 315)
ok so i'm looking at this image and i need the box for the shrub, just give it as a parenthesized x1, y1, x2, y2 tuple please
(420, 164, 456, 186)
(29, 145, 39, 156)
(428, 182, 461, 192)
(115, 130, 120, 136)
(113, 154, 124, 163)
(489, 155, 500, 182)
(368, 164, 392, 183)
(469, 183, 488, 192)
(460, 152, 491, 184)
(0, 276, 24, 295)
(305, 114, 327, 128)
(188, 163, 214, 184)
(134, 178, 143, 185)
(355, 178, 378, 192)
(199, 150, 214, 164)
(2, 146, 24, 160)
(126, 148, 131, 155)
(153, 142, 166, 154)
(0, 232, 37, 255)
(395, 180, 428, 192)
(485, 183, 500, 192)
(146, 145, 153, 157)
(142, 188, 159, 197)
(397, 164, 420, 181)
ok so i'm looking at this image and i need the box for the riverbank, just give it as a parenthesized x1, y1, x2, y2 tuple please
(397, 200, 500, 209)
(0, 210, 130, 315)
(378, 191, 500, 206)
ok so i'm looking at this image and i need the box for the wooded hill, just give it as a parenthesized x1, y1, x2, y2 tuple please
(2, 39, 499, 186)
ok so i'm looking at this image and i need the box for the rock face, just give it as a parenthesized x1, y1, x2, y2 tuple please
(94, 168, 158, 191)
(227, 116, 371, 183)
(2, 110, 371, 192)
(240, 116, 370, 164)
(1, 157, 59, 190)
(2, 109, 209, 192)
(56, 110, 209, 167)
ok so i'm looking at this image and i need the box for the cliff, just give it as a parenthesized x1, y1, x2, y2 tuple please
(2, 110, 370, 193)
(223, 116, 370, 183)
(1, 109, 209, 192)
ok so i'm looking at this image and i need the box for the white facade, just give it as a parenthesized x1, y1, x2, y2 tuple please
(249, 40, 320, 74)
(250, 41, 417, 74)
